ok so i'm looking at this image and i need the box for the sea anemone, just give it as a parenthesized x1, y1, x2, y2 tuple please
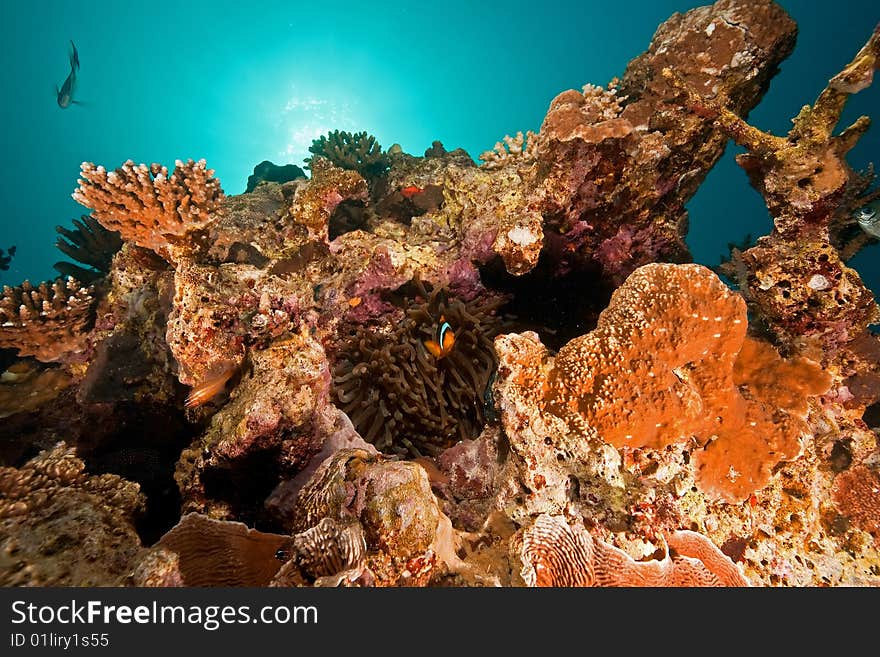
(329, 277, 507, 457)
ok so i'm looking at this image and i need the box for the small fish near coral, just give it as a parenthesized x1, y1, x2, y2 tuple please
(0, 246, 15, 271)
(855, 198, 880, 238)
(184, 362, 239, 409)
(55, 40, 81, 108)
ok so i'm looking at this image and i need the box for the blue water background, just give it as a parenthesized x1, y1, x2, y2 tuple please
(1, 0, 878, 298)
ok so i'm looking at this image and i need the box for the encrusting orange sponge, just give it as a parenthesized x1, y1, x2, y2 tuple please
(543, 262, 830, 503)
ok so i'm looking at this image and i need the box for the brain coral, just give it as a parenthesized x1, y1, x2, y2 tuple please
(516, 514, 749, 586)
(543, 262, 830, 502)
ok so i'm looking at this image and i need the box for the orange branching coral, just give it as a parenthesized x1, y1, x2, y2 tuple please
(0, 277, 96, 363)
(72, 158, 224, 258)
(543, 262, 829, 502)
(831, 465, 880, 543)
(517, 514, 749, 587)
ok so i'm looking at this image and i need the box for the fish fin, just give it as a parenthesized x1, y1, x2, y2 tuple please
(424, 340, 443, 359)
(441, 329, 455, 352)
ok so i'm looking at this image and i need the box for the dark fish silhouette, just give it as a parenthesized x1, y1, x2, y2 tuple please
(55, 40, 80, 108)
(0, 246, 15, 271)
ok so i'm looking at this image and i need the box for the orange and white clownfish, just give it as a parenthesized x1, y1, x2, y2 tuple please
(423, 314, 455, 359)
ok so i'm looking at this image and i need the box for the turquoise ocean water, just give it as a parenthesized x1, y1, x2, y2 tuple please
(1, 0, 878, 297)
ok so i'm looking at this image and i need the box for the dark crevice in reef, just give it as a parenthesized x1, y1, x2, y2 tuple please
(0, 346, 20, 372)
(479, 246, 615, 353)
(78, 403, 192, 546)
(862, 401, 880, 430)
(200, 446, 285, 533)
(329, 199, 369, 240)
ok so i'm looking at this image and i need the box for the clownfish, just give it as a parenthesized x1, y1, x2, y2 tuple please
(400, 185, 423, 199)
(423, 314, 455, 359)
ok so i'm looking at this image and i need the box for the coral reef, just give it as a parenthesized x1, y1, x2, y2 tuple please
(306, 130, 391, 181)
(72, 158, 225, 262)
(2, 0, 879, 589)
(0, 277, 97, 363)
(665, 23, 880, 354)
(245, 160, 306, 193)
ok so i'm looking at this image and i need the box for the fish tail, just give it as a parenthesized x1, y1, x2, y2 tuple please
(69, 40, 79, 70)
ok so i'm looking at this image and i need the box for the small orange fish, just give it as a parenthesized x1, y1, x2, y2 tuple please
(400, 185, 423, 199)
(423, 314, 455, 359)
(348, 296, 362, 307)
(185, 363, 237, 409)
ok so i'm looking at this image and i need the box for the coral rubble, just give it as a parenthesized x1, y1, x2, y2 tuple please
(2, 0, 880, 589)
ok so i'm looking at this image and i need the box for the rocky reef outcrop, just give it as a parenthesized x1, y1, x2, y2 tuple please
(1, 0, 879, 588)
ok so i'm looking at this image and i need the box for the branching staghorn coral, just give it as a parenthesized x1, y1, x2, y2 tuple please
(306, 130, 390, 180)
(0, 277, 97, 363)
(54, 214, 123, 283)
(72, 158, 225, 260)
(330, 277, 506, 457)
